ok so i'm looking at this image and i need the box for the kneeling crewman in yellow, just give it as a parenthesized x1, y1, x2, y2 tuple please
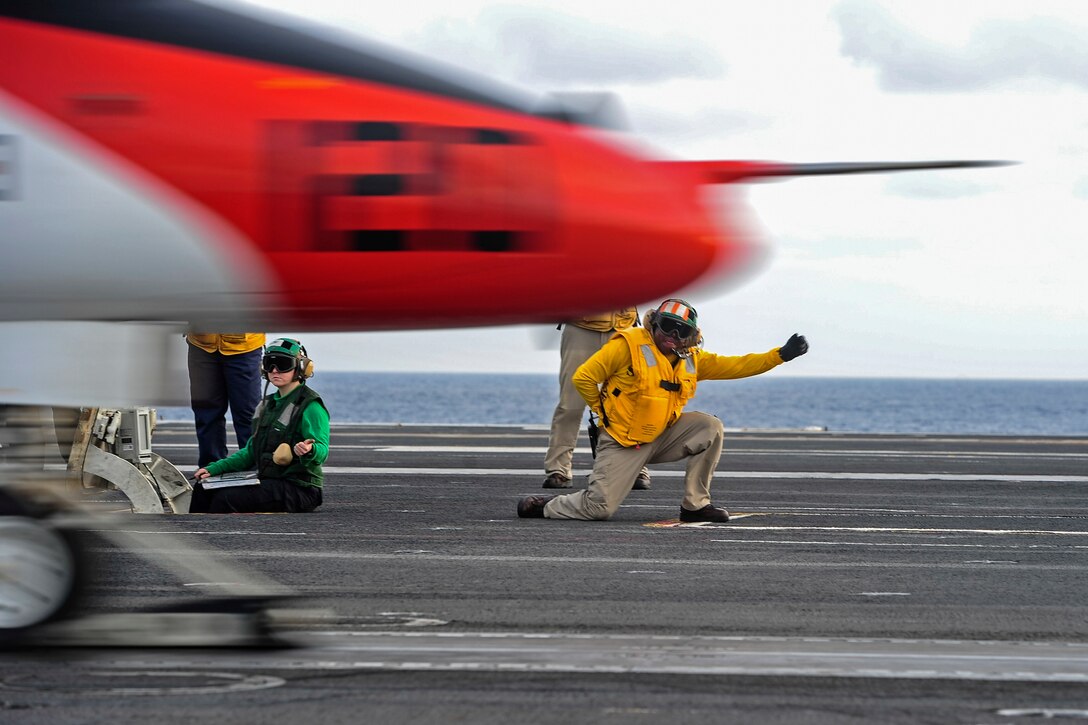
(191, 338, 330, 514)
(517, 299, 808, 522)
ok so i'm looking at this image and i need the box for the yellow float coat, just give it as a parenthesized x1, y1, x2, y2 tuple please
(573, 328, 784, 447)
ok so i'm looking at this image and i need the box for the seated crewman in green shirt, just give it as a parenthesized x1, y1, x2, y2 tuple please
(190, 338, 329, 513)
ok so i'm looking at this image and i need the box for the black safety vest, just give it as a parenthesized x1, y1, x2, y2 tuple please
(251, 385, 326, 488)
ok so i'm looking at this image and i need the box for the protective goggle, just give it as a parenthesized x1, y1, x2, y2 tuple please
(262, 353, 298, 374)
(657, 316, 696, 339)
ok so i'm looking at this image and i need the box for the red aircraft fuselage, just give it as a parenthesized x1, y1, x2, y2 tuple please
(0, 2, 755, 332)
(0, 2, 1007, 339)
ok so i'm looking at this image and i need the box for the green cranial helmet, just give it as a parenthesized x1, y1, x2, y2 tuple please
(654, 299, 698, 329)
(262, 338, 313, 380)
(648, 299, 702, 358)
(266, 338, 304, 358)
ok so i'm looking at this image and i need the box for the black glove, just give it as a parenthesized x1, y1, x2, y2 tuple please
(779, 333, 808, 362)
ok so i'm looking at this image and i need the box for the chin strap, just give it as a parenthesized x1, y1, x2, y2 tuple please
(667, 330, 703, 359)
(677, 342, 703, 359)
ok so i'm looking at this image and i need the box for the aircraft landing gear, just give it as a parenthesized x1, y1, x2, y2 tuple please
(0, 406, 88, 646)
(0, 488, 87, 646)
(1, 405, 317, 648)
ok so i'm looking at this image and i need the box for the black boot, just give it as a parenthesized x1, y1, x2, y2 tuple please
(518, 495, 556, 518)
(679, 504, 729, 523)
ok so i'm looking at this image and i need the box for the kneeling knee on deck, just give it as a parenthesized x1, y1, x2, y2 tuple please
(582, 489, 619, 521)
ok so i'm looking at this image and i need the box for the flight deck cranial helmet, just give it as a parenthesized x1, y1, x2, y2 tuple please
(646, 299, 702, 357)
(261, 338, 314, 381)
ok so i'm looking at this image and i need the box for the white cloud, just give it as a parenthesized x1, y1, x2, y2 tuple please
(884, 173, 1000, 199)
(1074, 177, 1088, 199)
(833, 0, 1088, 92)
(406, 5, 726, 86)
(228, 0, 1088, 379)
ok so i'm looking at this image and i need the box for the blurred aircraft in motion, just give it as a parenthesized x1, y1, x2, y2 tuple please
(0, 0, 1008, 403)
(0, 0, 1009, 642)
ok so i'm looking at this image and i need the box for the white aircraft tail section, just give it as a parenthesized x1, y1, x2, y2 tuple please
(6, 321, 189, 408)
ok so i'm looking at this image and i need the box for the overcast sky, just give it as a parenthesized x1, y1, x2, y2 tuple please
(239, 0, 1087, 379)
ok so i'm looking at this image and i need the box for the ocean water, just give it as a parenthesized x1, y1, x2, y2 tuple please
(157, 373, 1088, 436)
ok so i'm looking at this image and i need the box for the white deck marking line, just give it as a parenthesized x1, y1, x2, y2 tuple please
(723, 525, 1088, 536)
(150, 442, 1088, 460)
(998, 709, 1088, 718)
(759, 511, 1088, 520)
(355, 446, 1088, 460)
(707, 538, 1088, 549)
(310, 467, 1088, 483)
(105, 633, 1088, 683)
(628, 505, 1088, 521)
(97, 661, 1088, 682)
(124, 464, 1088, 484)
(145, 551, 1088, 570)
(76, 671, 286, 695)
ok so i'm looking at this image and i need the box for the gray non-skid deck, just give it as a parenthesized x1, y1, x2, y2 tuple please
(5, 424, 1088, 724)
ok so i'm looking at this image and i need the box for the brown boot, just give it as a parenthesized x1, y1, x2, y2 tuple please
(542, 473, 572, 489)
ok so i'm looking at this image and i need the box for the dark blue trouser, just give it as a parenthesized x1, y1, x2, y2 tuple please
(187, 344, 263, 467)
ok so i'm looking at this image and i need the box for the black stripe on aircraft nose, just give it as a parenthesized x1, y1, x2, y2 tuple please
(352, 175, 404, 196)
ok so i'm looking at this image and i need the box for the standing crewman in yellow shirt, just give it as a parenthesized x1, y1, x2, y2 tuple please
(542, 308, 651, 491)
(519, 299, 808, 523)
(186, 332, 265, 467)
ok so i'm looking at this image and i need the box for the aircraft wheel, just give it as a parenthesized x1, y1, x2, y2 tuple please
(0, 489, 85, 646)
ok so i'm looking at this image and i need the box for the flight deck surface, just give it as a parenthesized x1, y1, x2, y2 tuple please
(4, 424, 1088, 724)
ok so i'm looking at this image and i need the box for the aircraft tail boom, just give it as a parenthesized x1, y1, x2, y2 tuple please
(662, 159, 1016, 184)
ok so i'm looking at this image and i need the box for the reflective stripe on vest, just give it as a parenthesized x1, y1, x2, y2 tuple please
(639, 344, 658, 368)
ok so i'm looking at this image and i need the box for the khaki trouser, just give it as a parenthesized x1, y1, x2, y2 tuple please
(543, 324, 620, 478)
(543, 411, 724, 520)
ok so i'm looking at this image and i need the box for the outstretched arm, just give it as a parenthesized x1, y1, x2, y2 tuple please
(697, 334, 809, 380)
